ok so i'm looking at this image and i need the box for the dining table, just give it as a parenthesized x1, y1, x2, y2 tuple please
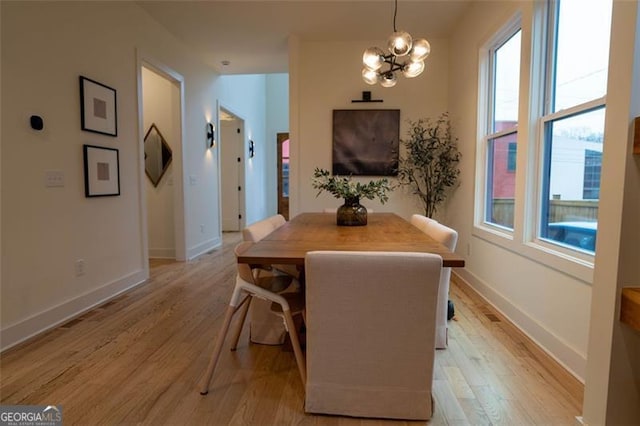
(237, 212, 465, 268)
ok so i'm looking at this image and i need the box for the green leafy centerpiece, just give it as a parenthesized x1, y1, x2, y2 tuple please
(311, 168, 391, 226)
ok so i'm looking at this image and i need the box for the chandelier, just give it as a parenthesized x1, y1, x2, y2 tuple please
(362, 0, 431, 88)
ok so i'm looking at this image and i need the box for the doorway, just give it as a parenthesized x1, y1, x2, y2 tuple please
(140, 64, 184, 260)
(220, 108, 246, 231)
(277, 133, 290, 220)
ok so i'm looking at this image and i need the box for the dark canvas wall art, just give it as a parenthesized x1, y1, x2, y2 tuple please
(332, 109, 400, 176)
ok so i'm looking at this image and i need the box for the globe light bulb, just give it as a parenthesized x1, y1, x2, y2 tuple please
(380, 72, 397, 88)
(363, 47, 385, 71)
(409, 38, 431, 62)
(362, 68, 379, 85)
(402, 60, 425, 78)
(387, 31, 412, 57)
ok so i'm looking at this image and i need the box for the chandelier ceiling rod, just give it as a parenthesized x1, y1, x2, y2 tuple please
(392, 0, 398, 32)
(361, 0, 431, 88)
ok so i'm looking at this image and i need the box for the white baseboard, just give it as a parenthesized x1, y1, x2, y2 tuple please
(0, 269, 147, 352)
(149, 248, 176, 259)
(148, 247, 176, 259)
(186, 236, 222, 260)
(453, 269, 586, 382)
(575, 416, 585, 425)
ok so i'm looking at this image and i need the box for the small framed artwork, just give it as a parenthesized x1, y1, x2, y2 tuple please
(83, 144, 120, 197)
(79, 76, 117, 136)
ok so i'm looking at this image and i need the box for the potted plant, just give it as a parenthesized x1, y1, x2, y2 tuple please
(397, 113, 461, 218)
(311, 168, 391, 226)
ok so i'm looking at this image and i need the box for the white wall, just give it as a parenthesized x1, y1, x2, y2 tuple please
(142, 67, 177, 259)
(2, 1, 150, 348)
(218, 74, 269, 226)
(266, 74, 290, 215)
(0, 2, 3, 317)
(0, 1, 268, 349)
(290, 39, 450, 218)
(447, 1, 592, 379)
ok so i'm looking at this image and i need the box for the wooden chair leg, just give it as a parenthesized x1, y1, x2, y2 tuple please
(284, 311, 306, 386)
(199, 304, 236, 395)
(230, 296, 252, 351)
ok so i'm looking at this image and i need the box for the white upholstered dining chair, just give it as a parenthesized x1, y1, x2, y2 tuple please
(304, 250, 442, 420)
(423, 221, 458, 349)
(410, 213, 437, 233)
(267, 213, 287, 229)
(199, 241, 306, 395)
(242, 214, 284, 244)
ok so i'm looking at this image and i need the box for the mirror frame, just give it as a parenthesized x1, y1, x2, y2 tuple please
(143, 123, 173, 187)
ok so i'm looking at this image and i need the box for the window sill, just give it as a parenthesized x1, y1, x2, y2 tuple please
(473, 224, 594, 284)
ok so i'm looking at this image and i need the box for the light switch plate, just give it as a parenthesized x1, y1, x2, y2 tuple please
(45, 170, 65, 187)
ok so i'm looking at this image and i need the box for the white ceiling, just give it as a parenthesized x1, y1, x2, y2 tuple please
(136, 0, 473, 75)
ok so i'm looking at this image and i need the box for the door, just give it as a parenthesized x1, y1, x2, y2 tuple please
(277, 133, 290, 220)
(221, 110, 245, 231)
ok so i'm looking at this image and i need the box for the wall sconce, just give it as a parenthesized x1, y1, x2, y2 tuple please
(248, 140, 255, 158)
(206, 122, 215, 148)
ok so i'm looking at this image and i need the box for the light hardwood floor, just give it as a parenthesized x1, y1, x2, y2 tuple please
(0, 232, 583, 425)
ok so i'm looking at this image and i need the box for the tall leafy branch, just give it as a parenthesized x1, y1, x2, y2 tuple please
(397, 113, 461, 217)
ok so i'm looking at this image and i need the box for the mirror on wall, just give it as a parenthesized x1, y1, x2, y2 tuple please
(144, 123, 172, 187)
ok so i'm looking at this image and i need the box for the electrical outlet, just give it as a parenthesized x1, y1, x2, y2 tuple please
(467, 243, 471, 256)
(75, 259, 86, 276)
(200, 224, 205, 233)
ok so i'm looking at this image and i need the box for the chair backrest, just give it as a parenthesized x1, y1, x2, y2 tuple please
(410, 214, 437, 234)
(243, 214, 287, 242)
(304, 250, 442, 420)
(422, 221, 457, 349)
(268, 214, 287, 229)
(425, 221, 458, 251)
(234, 241, 256, 283)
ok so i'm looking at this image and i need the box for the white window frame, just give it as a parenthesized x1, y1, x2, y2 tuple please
(475, 16, 522, 238)
(527, 0, 608, 264)
(527, 101, 605, 265)
(472, 3, 604, 284)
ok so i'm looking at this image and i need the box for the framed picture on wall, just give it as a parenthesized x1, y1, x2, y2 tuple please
(83, 144, 120, 197)
(332, 109, 400, 176)
(79, 76, 118, 136)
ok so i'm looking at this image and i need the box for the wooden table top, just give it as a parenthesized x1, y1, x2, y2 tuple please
(238, 212, 466, 268)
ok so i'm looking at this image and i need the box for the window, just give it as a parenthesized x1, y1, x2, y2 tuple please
(482, 24, 521, 230)
(507, 143, 517, 172)
(538, 0, 612, 254)
(281, 139, 290, 197)
(583, 149, 602, 200)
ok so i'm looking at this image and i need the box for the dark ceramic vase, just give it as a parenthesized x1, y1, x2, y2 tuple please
(336, 197, 367, 226)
